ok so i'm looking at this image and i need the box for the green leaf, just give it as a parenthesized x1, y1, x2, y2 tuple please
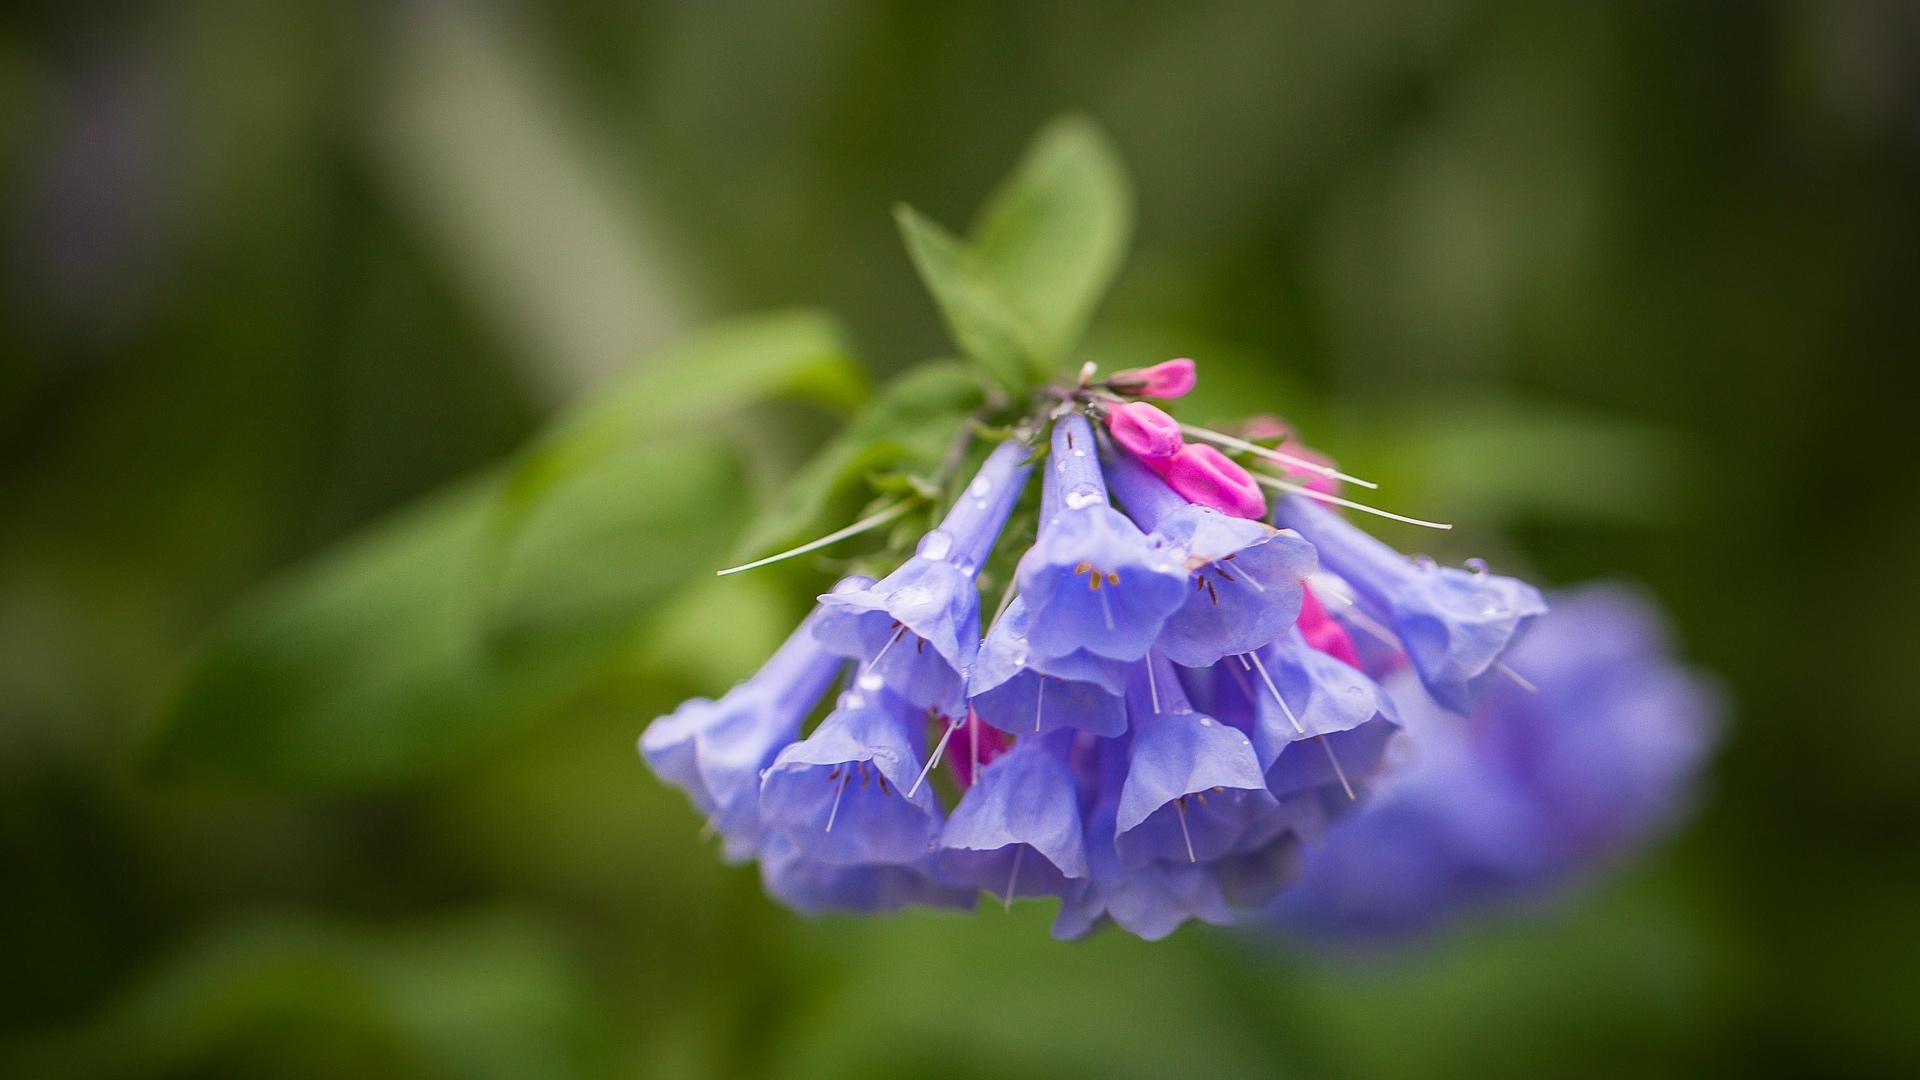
(0, 910, 603, 1080)
(727, 361, 985, 563)
(149, 312, 853, 788)
(484, 438, 744, 666)
(895, 206, 1043, 396)
(972, 115, 1134, 364)
(895, 116, 1134, 392)
(500, 307, 863, 514)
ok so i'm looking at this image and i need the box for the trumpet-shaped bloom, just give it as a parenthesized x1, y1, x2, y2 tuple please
(759, 682, 944, 866)
(638, 577, 867, 861)
(936, 732, 1089, 901)
(1268, 585, 1723, 944)
(1053, 747, 1236, 941)
(813, 442, 1031, 714)
(969, 597, 1130, 737)
(759, 834, 976, 916)
(1017, 414, 1187, 662)
(1274, 495, 1547, 714)
(1106, 451, 1316, 667)
(639, 357, 1663, 943)
(1202, 629, 1401, 805)
(1115, 658, 1278, 869)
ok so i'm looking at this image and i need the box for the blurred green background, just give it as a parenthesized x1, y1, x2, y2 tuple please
(4, 3, 1917, 1077)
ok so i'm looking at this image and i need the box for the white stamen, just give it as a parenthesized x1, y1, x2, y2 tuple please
(1145, 656, 1162, 714)
(1098, 579, 1117, 632)
(1174, 798, 1197, 863)
(824, 773, 848, 832)
(1178, 422, 1379, 490)
(1254, 474, 1453, 531)
(1249, 651, 1355, 801)
(1035, 675, 1047, 733)
(865, 626, 906, 672)
(908, 719, 960, 798)
(1314, 584, 1405, 652)
(968, 711, 980, 780)
(1004, 845, 1025, 910)
(1497, 661, 1539, 694)
(716, 499, 918, 576)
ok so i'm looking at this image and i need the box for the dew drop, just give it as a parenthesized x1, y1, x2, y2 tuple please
(1466, 557, 1489, 576)
(970, 476, 992, 498)
(917, 530, 953, 561)
(1065, 489, 1103, 510)
(1411, 554, 1437, 571)
(857, 671, 885, 692)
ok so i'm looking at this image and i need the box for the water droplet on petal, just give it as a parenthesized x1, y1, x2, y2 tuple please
(857, 672, 885, 692)
(970, 476, 992, 498)
(1466, 557, 1489, 576)
(917, 530, 953, 561)
(1065, 489, 1103, 510)
(1411, 554, 1437, 571)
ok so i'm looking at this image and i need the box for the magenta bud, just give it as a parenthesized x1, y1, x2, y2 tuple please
(1166, 443, 1267, 520)
(1106, 401, 1184, 460)
(1111, 358, 1197, 399)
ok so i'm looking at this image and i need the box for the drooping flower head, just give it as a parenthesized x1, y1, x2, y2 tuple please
(634, 352, 1660, 941)
(1266, 584, 1723, 944)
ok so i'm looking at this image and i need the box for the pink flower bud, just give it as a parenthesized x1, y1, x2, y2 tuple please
(1240, 414, 1293, 442)
(1296, 587, 1361, 667)
(1105, 401, 1183, 460)
(1111, 357, 1197, 399)
(944, 709, 1011, 789)
(1166, 443, 1267, 519)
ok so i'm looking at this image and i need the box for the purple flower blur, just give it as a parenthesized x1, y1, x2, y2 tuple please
(1266, 584, 1723, 944)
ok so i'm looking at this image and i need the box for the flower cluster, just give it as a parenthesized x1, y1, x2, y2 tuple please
(1265, 584, 1724, 945)
(641, 359, 1555, 939)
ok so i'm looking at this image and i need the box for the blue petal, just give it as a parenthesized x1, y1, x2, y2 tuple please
(1107, 453, 1320, 667)
(758, 687, 944, 866)
(1052, 791, 1235, 941)
(1114, 661, 1277, 869)
(1228, 629, 1402, 801)
(1275, 495, 1547, 713)
(812, 443, 1032, 714)
(936, 733, 1089, 900)
(813, 560, 978, 715)
(1270, 584, 1722, 944)
(759, 833, 976, 915)
(638, 582, 862, 861)
(969, 597, 1129, 737)
(1018, 415, 1187, 661)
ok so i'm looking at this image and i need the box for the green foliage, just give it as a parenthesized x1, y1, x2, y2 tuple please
(727, 360, 985, 562)
(1, 911, 602, 1080)
(149, 312, 857, 788)
(897, 116, 1134, 395)
(971, 117, 1134, 364)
